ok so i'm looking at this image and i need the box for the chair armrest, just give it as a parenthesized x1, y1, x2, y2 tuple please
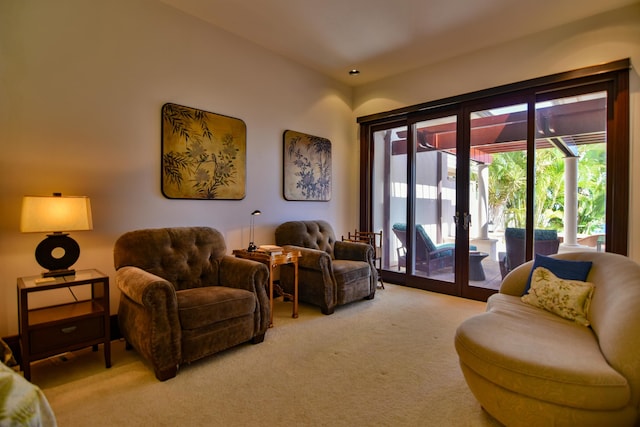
(334, 240, 372, 262)
(427, 246, 454, 259)
(219, 255, 270, 334)
(281, 245, 332, 270)
(219, 255, 269, 293)
(115, 266, 182, 376)
(499, 260, 534, 296)
(335, 240, 378, 295)
(116, 266, 177, 308)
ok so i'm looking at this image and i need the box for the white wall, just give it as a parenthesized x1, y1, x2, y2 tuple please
(354, 3, 640, 263)
(2, 1, 638, 337)
(0, 0, 357, 336)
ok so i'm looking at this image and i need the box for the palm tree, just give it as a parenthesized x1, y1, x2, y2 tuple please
(488, 144, 606, 234)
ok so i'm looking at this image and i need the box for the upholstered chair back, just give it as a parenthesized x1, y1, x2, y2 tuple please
(504, 227, 560, 270)
(275, 220, 336, 258)
(114, 227, 226, 291)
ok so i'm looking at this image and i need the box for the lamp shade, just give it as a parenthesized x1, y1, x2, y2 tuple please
(20, 194, 93, 277)
(21, 195, 93, 233)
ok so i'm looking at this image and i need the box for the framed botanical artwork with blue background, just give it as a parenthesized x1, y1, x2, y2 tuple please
(283, 130, 332, 201)
(161, 103, 246, 199)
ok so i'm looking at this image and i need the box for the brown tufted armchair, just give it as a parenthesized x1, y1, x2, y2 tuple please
(275, 220, 377, 315)
(114, 227, 270, 381)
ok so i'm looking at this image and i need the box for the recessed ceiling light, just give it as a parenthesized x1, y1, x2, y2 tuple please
(349, 69, 360, 76)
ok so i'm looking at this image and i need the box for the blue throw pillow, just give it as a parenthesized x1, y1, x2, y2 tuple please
(523, 254, 593, 295)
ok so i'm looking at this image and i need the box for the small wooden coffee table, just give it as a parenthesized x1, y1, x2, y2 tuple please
(232, 249, 301, 327)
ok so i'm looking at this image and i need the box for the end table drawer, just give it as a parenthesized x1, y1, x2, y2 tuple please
(30, 317, 104, 354)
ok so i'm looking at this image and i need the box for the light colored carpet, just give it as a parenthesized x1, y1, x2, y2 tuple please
(32, 284, 501, 427)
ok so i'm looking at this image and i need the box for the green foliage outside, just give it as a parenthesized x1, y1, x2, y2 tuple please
(488, 144, 606, 235)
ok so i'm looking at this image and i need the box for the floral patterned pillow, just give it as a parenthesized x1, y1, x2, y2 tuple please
(521, 267, 595, 326)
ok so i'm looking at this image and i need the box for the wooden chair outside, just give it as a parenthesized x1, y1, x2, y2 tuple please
(342, 230, 384, 289)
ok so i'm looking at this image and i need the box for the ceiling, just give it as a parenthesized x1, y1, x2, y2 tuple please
(158, 0, 637, 86)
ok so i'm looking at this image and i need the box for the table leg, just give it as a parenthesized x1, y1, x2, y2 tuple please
(269, 264, 274, 328)
(293, 260, 299, 318)
(104, 340, 112, 368)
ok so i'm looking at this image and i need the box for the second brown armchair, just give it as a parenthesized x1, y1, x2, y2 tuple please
(275, 220, 377, 315)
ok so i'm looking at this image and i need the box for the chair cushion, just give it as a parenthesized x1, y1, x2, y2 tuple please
(176, 286, 256, 330)
(332, 260, 370, 285)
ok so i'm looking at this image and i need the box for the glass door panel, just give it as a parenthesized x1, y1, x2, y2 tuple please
(534, 90, 607, 253)
(372, 125, 407, 273)
(468, 103, 528, 291)
(412, 115, 457, 283)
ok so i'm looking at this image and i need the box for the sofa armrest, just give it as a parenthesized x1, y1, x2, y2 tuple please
(499, 261, 534, 296)
(334, 240, 372, 262)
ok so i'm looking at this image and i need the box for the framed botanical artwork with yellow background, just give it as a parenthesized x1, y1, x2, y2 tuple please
(161, 103, 246, 199)
(283, 130, 332, 201)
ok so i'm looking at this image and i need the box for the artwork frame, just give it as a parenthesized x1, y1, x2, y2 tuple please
(161, 103, 246, 200)
(283, 130, 332, 201)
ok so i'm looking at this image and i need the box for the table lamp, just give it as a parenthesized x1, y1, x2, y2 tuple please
(247, 209, 261, 252)
(20, 193, 93, 277)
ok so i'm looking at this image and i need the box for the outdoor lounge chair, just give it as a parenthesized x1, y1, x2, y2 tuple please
(392, 223, 459, 275)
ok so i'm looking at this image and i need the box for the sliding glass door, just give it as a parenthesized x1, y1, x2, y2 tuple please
(360, 61, 628, 301)
(371, 111, 464, 295)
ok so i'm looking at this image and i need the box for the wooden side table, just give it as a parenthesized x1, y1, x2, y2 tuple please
(17, 269, 111, 380)
(232, 249, 301, 327)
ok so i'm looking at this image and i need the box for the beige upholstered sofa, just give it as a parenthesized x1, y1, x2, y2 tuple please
(455, 252, 640, 426)
(275, 220, 377, 315)
(114, 227, 270, 380)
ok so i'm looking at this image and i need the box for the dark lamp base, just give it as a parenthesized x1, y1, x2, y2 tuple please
(34, 233, 81, 275)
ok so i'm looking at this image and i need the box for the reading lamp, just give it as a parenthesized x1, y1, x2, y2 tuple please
(247, 209, 261, 252)
(20, 193, 93, 277)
